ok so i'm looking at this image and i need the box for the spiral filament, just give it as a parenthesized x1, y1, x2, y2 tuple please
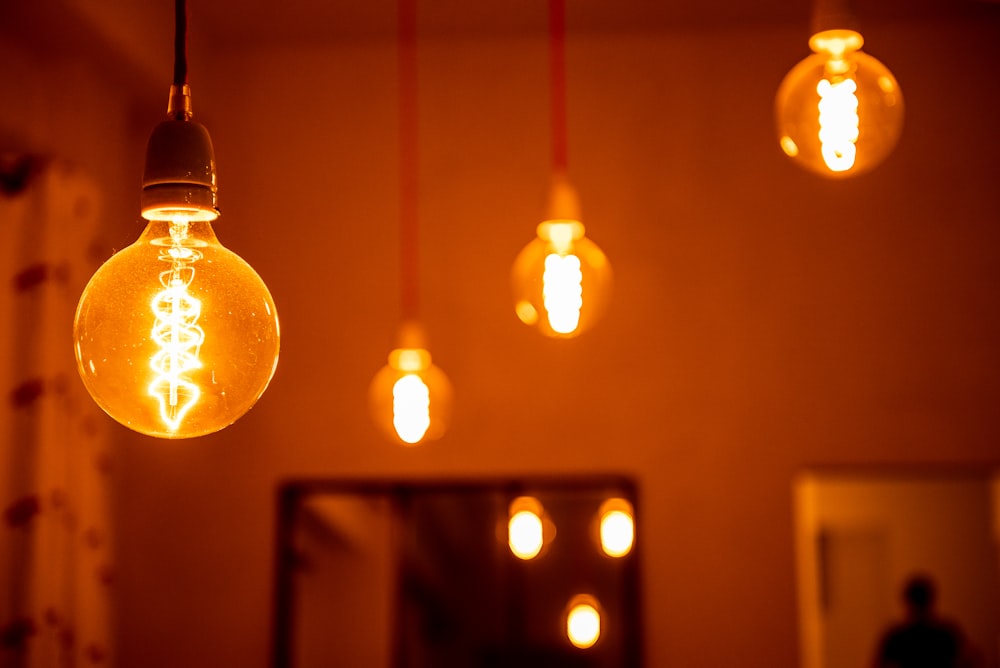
(543, 253, 583, 334)
(817, 76, 859, 172)
(148, 220, 205, 431)
(392, 373, 430, 444)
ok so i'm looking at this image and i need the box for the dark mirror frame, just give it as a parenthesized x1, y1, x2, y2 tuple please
(271, 476, 644, 668)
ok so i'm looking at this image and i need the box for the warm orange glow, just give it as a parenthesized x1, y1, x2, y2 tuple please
(543, 253, 583, 334)
(508, 496, 545, 559)
(392, 374, 430, 444)
(599, 498, 635, 557)
(566, 595, 601, 649)
(512, 218, 611, 338)
(816, 77, 859, 172)
(775, 29, 903, 178)
(808, 29, 863, 59)
(74, 218, 280, 439)
(544, 220, 579, 254)
(369, 334, 452, 446)
(147, 219, 205, 432)
(515, 299, 539, 325)
(780, 135, 799, 157)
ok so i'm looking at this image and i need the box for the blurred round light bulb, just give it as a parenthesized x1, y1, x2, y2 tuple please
(512, 177, 611, 338)
(775, 29, 903, 178)
(369, 323, 452, 446)
(566, 594, 602, 649)
(599, 498, 635, 558)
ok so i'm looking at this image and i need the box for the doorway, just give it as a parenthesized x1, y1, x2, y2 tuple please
(794, 469, 1000, 668)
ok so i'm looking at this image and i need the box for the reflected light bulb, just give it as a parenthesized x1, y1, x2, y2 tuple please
(512, 176, 611, 338)
(369, 322, 452, 446)
(566, 595, 602, 649)
(508, 498, 544, 560)
(599, 498, 635, 558)
(775, 29, 903, 178)
(74, 85, 279, 439)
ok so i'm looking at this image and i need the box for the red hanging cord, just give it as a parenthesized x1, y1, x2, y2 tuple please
(549, 0, 569, 175)
(398, 0, 420, 321)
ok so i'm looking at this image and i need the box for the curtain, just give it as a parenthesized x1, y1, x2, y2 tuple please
(0, 155, 114, 667)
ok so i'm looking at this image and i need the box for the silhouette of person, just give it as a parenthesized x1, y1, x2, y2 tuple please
(872, 574, 978, 668)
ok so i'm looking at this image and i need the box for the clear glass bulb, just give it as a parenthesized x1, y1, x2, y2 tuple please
(369, 332, 452, 446)
(776, 29, 904, 178)
(513, 176, 612, 338)
(74, 217, 280, 438)
(512, 219, 612, 338)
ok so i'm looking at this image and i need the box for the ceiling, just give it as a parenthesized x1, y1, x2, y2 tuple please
(4, 0, 996, 114)
(189, 0, 996, 45)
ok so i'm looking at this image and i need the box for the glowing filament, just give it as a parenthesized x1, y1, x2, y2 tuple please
(148, 220, 204, 431)
(817, 77, 859, 172)
(543, 253, 583, 334)
(392, 373, 430, 444)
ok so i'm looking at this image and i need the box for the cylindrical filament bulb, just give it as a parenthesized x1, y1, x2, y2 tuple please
(543, 252, 583, 334)
(392, 373, 431, 444)
(817, 76, 859, 172)
(369, 342, 451, 446)
(775, 28, 902, 178)
(148, 219, 205, 432)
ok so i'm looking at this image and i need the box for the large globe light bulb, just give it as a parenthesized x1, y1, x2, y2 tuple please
(512, 176, 612, 338)
(74, 85, 280, 439)
(775, 29, 903, 178)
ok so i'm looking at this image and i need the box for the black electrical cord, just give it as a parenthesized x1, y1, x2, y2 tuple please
(166, 0, 192, 120)
(173, 0, 188, 86)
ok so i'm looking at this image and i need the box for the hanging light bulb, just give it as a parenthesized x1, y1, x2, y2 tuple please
(73, 4, 279, 439)
(513, 0, 611, 337)
(512, 175, 612, 338)
(370, 0, 452, 446)
(369, 322, 452, 446)
(776, 26, 903, 178)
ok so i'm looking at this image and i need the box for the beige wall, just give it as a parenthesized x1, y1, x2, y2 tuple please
(4, 10, 1000, 668)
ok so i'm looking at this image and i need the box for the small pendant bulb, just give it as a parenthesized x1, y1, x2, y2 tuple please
(512, 0, 611, 337)
(512, 175, 612, 338)
(369, 322, 452, 446)
(775, 2, 903, 178)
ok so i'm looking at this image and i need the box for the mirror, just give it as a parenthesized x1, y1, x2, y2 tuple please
(794, 468, 1000, 668)
(272, 477, 643, 668)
